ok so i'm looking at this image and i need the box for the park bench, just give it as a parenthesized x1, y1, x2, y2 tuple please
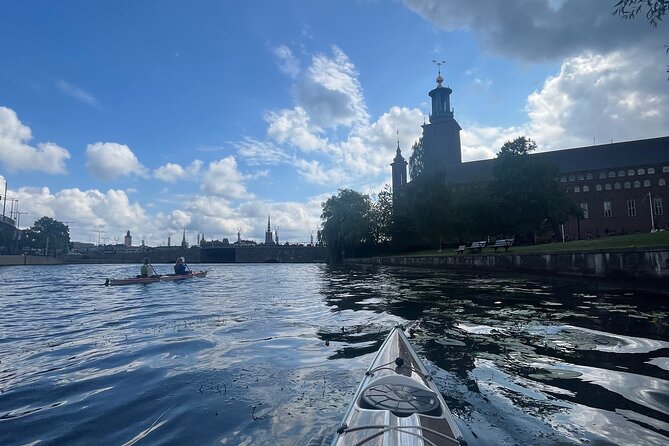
(466, 241, 486, 253)
(490, 238, 514, 253)
(455, 245, 466, 254)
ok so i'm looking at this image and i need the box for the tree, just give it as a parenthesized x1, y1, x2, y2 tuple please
(320, 189, 373, 263)
(491, 137, 581, 240)
(613, 0, 669, 26)
(408, 137, 424, 181)
(23, 217, 71, 255)
(369, 185, 394, 245)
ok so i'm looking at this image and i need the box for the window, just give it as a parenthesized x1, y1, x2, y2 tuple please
(599, 172, 606, 179)
(648, 168, 655, 175)
(624, 182, 631, 189)
(638, 168, 645, 175)
(604, 201, 612, 218)
(577, 174, 584, 181)
(634, 181, 641, 188)
(627, 199, 636, 217)
(580, 203, 589, 219)
(569, 175, 575, 182)
(574, 186, 580, 193)
(614, 182, 621, 190)
(663, 166, 669, 173)
(618, 170, 625, 177)
(560, 176, 567, 182)
(644, 180, 651, 187)
(596, 184, 603, 191)
(586, 173, 593, 180)
(605, 183, 612, 190)
(628, 169, 635, 176)
(608, 171, 615, 178)
(660, 179, 667, 186)
(583, 185, 590, 192)
(654, 198, 664, 216)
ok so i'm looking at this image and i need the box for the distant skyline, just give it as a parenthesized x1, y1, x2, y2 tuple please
(1, 0, 667, 245)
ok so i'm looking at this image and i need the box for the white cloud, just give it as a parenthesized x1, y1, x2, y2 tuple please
(234, 137, 292, 166)
(274, 45, 301, 78)
(0, 106, 70, 174)
(56, 79, 99, 108)
(154, 159, 203, 182)
(461, 49, 669, 157)
(266, 107, 328, 153)
(86, 142, 148, 181)
(201, 156, 253, 200)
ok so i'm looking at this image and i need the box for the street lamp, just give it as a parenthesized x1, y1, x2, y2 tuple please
(16, 211, 29, 253)
(1, 176, 6, 220)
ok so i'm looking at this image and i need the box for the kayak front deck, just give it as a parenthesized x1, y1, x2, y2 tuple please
(105, 270, 207, 286)
(332, 326, 465, 446)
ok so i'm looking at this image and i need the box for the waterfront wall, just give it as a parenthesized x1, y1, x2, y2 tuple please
(346, 248, 669, 283)
(0, 255, 62, 266)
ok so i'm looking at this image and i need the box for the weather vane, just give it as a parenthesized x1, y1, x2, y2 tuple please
(432, 59, 445, 75)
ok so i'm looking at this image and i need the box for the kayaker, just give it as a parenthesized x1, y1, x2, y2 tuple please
(174, 256, 190, 275)
(140, 258, 158, 277)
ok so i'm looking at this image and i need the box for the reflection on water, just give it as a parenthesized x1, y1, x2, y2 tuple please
(0, 263, 667, 445)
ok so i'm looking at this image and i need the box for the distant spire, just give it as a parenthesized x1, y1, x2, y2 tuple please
(267, 214, 271, 231)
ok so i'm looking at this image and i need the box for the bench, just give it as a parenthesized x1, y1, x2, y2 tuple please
(490, 238, 514, 252)
(465, 241, 486, 253)
(455, 245, 466, 254)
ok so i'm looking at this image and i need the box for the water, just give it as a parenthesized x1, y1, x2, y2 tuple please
(0, 264, 667, 445)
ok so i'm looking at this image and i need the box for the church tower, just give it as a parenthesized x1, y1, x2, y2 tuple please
(421, 67, 462, 172)
(264, 215, 275, 245)
(390, 139, 407, 201)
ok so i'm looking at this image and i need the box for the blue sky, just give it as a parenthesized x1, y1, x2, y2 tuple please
(1, 0, 667, 245)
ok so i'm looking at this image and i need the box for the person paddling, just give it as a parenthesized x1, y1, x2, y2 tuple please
(140, 258, 158, 277)
(174, 256, 190, 275)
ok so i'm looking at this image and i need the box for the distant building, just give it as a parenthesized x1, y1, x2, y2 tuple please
(124, 230, 132, 247)
(393, 72, 668, 238)
(181, 229, 188, 248)
(264, 215, 275, 245)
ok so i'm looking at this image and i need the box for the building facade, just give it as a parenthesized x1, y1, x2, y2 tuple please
(393, 73, 668, 238)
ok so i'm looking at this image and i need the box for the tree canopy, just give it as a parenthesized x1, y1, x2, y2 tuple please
(23, 217, 71, 255)
(320, 189, 373, 263)
(613, 0, 668, 26)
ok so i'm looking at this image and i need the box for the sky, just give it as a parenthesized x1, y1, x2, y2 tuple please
(1, 0, 668, 246)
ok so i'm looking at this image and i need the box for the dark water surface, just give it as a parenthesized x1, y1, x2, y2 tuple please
(0, 264, 667, 445)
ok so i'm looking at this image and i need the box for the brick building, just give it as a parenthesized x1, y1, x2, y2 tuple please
(391, 74, 668, 239)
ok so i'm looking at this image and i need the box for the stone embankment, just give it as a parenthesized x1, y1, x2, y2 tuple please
(346, 248, 668, 285)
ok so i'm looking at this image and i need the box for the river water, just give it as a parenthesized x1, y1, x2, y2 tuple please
(0, 263, 667, 445)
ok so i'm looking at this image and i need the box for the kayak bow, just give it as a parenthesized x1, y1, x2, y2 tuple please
(331, 326, 466, 446)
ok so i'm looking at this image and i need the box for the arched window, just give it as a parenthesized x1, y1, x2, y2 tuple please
(663, 166, 669, 173)
(608, 171, 615, 178)
(618, 170, 625, 177)
(560, 176, 567, 182)
(634, 181, 641, 188)
(644, 180, 651, 187)
(586, 173, 593, 180)
(628, 169, 635, 176)
(648, 167, 655, 174)
(605, 183, 612, 190)
(638, 168, 645, 175)
(569, 175, 575, 182)
(574, 186, 580, 193)
(624, 182, 631, 189)
(583, 185, 590, 192)
(660, 179, 667, 186)
(596, 184, 603, 191)
(599, 172, 606, 179)
(577, 174, 584, 181)
(614, 182, 621, 190)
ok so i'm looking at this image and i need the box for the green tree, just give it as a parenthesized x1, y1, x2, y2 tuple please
(613, 0, 668, 26)
(369, 185, 394, 244)
(491, 137, 581, 240)
(23, 217, 71, 255)
(408, 137, 424, 181)
(320, 189, 373, 263)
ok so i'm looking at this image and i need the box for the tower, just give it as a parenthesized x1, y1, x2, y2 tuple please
(390, 139, 407, 201)
(264, 215, 275, 245)
(124, 230, 132, 247)
(421, 65, 462, 172)
(181, 229, 188, 248)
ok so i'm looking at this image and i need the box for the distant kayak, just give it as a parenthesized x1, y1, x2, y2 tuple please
(331, 325, 465, 446)
(105, 270, 207, 286)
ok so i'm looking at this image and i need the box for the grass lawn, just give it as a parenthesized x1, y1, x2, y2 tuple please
(407, 231, 669, 257)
